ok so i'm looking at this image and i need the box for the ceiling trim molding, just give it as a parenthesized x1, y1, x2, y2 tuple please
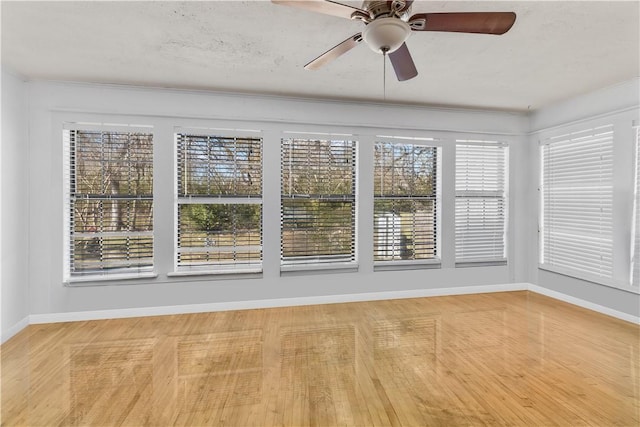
(528, 78, 640, 134)
(28, 79, 529, 136)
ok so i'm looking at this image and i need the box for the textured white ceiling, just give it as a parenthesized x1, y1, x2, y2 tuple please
(2, 1, 639, 111)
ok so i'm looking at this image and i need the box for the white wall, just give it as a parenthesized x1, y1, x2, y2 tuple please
(14, 77, 639, 327)
(26, 81, 530, 317)
(1, 68, 29, 341)
(528, 78, 640, 317)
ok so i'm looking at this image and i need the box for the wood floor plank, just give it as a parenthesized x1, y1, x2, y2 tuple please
(1, 291, 638, 426)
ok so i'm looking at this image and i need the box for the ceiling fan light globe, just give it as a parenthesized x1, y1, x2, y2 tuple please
(362, 17, 411, 54)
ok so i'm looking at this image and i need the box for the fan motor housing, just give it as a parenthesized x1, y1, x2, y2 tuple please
(363, 0, 411, 19)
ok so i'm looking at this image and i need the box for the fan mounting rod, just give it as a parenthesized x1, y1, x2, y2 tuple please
(361, 0, 411, 19)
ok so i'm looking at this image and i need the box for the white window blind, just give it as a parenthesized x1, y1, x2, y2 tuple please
(373, 142, 438, 263)
(633, 127, 640, 287)
(540, 125, 614, 281)
(281, 138, 356, 267)
(66, 129, 154, 277)
(176, 133, 262, 272)
(455, 142, 508, 265)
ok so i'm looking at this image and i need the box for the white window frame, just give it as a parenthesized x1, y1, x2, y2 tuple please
(173, 128, 263, 276)
(280, 133, 358, 272)
(455, 140, 508, 267)
(373, 138, 441, 269)
(63, 122, 156, 284)
(539, 124, 615, 286)
(632, 126, 640, 288)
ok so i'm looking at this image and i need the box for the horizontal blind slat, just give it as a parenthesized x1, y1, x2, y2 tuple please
(373, 142, 438, 262)
(281, 138, 356, 265)
(455, 143, 507, 263)
(541, 124, 614, 279)
(176, 133, 263, 269)
(67, 129, 154, 276)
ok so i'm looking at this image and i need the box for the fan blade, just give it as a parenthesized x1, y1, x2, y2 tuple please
(409, 12, 516, 35)
(304, 33, 363, 70)
(388, 42, 418, 81)
(272, 0, 369, 20)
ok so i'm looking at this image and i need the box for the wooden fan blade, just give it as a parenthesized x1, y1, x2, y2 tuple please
(304, 33, 363, 70)
(409, 12, 516, 35)
(388, 42, 418, 81)
(272, 0, 369, 20)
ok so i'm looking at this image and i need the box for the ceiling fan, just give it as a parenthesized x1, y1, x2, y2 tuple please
(272, 0, 516, 81)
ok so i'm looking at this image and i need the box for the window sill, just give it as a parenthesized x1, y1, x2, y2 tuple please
(65, 271, 158, 286)
(281, 262, 358, 276)
(456, 260, 507, 268)
(539, 264, 640, 294)
(168, 268, 262, 278)
(374, 260, 441, 272)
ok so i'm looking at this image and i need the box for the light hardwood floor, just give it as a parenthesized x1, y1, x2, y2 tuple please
(1, 291, 638, 426)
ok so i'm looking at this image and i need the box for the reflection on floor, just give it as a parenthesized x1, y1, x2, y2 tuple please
(67, 339, 155, 425)
(280, 325, 356, 425)
(176, 330, 263, 416)
(1, 291, 638, 426)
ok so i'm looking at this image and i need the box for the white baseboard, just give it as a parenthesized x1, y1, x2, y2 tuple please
(1, 316, 30, 344)
(29, 283, 527, 324)
(8, 282, 638, 335)
(528, 284, 640, 324)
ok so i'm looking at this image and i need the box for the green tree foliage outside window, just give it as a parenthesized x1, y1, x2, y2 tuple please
(177, 134, 262, 268)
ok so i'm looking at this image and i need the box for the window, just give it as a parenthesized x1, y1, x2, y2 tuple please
(176, 133, 262, 273)
(65, 128, 154, 279)
(281, 138, 356, 268)
(455, 142, 508, 265)
(633, 127, 640, 287)
(373, 142, 439, 264)
(540, 125, 614, 282)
